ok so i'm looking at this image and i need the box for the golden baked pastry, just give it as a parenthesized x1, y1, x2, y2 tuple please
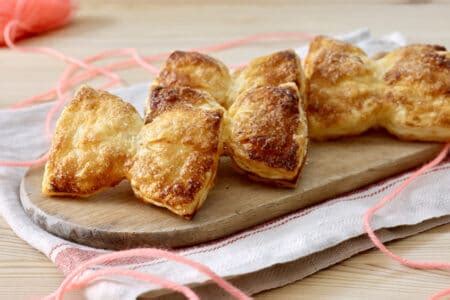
(226, 83, 308, 187)
(42, 50, 311, 218)
(152, 50, 231, 108)
(42, 84, 224, 219)
(42, 86, 143, 197)
(377, 44, 450, 141)
(145, 84, 224, 124)
(226, 50, 309, 187)
(305, 36, 450, 142)
(304, 36, 380, 140)
(229, 50, 306, 107)
(132, 86, 225, 218)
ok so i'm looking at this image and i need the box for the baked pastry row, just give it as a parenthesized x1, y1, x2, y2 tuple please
(305, 36, 450, 141)
(41, 85, 225, 218)
(137, 49, 308, 216)
(42, 37, 449, 218)
(150, 50, 308, 187)
(42, 50, 308, 218)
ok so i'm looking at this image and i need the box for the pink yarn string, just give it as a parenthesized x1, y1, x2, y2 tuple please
(45, 267, 199, 300)
(1, 31, 313, 168)
(48, 248, 251, 300)
(430, 288, 450, 300)
(1, 2, 163, 166)
(190, 32, 315, 53)
(9, 49, 136, 109)
(363, 143, 450, 268)
(363, 143, 450, 299)
(4, 20, 124, 86)
(42, 50, 148, 140)
(0, 152, 48, 167)
(10, 31, 314, 109)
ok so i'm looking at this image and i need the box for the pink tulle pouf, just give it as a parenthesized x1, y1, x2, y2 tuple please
(0, 0, 73, 46)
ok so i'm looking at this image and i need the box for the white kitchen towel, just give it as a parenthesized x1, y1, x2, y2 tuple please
(0, 29, 449, 300)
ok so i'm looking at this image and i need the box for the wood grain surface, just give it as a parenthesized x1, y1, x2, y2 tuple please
(1, 0, 450, 299)
(21, 134, 441, 249)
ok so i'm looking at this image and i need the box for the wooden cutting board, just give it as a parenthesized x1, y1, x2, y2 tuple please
(20, 132, 442, 250)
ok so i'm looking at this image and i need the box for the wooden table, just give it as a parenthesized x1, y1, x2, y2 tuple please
(1, 0, 449, 299)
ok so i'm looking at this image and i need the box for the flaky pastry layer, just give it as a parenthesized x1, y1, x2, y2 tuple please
(305, 36, 450, 141)
(132, 86, 224, 218)
(226, 83, 308, 186)
(42, 86, 143, 197)
(225, 50, 309, 186)
(152, 51, 231, 108)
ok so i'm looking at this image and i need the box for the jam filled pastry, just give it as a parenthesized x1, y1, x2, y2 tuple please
(42, 86, 143, 197)
(226, 51, 309, 187)
(130, 86, 225, 218)
(304, 36, 450, 142)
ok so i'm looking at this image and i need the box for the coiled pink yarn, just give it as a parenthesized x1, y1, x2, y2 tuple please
(0, 0, 73, 45)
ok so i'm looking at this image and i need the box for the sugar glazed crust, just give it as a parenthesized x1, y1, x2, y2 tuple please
(131, 86, 224, 218)
(379, 45, 450, 141)
(42, 42, 448, 219)
(42, 86, 143, 197)
(42, 50, 311, 218)
(152, 50, 310, 188)
(153, 50, 231, 108)
(226, 50, 309, 186)
(229, 50, 306, 107)
(304, 36, 450, 141)
(226, 84, 308, 186)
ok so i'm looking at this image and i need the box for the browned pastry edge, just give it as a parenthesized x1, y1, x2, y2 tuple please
(227, 152, 307, 188)
(43, 49, 309, 219)
(133, 189, 204, 220)
(153, 50, 231, 107)
(131, 84, 225, 218)
(42, 85, 143, 198)
(145, 85, 223, 124)
(135, 168, 220, 220)
(228, 85, 303, 169)
(304, 36, 450, 142)
(229, 49, 306, 107)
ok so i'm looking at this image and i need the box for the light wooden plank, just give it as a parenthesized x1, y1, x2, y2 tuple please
(20, 134, 441, 249)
